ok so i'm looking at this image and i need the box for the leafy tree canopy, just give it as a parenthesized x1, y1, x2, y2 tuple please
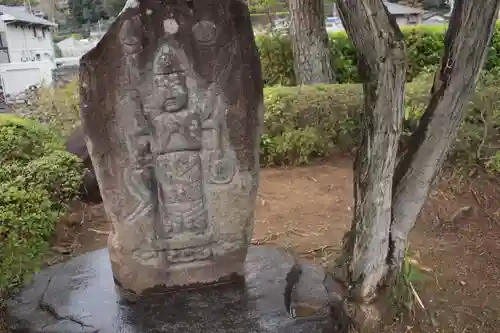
(68, 0, 109, 25)
(0, 0, 39, 7)
(103, 0, 125, 18)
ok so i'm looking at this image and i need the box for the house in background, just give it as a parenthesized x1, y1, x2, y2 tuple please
(385, 2, 425, 26)
(56, 35, 100, 58)
(328, 2, 425, 32)
(0, 5, 57, 104)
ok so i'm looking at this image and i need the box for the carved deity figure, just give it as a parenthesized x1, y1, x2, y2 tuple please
(80, 1, 263, 294)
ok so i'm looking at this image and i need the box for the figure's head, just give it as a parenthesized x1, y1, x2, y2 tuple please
(153, 44, 188, 113)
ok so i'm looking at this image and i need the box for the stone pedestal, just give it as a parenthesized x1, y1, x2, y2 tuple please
(79, 1, 263, 293)
(6, 247, 345, 333)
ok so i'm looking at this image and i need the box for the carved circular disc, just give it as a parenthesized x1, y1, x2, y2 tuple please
(210, 157, 235, 184)
(192, 21, 217, 45)
(119, 17, 144, 54)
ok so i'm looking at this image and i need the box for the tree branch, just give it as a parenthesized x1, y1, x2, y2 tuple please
(390, 0, 500, 268)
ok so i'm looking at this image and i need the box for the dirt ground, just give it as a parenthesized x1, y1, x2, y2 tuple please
(13, 157, 500, 332)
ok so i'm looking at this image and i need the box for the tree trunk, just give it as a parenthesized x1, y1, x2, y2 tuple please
(288, 0, 334, 84)
(335, 0, 500, 311)
(389, 0, 500, 270)
(335, 0, 406, 302)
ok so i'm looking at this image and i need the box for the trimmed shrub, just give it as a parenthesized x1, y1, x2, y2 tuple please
(261, 80, 500, 172)
(17, 77, 498, 173)
(256, 23, 500, 86)
(0, 183, 57, 293)
(0, 115, 62, 163)
(262, 84, 362, 164)
(255, 32, 295, 86)
(0, 115, 82, 298)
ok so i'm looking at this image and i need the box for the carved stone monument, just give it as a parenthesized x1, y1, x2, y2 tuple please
(80, 0, 263, 294)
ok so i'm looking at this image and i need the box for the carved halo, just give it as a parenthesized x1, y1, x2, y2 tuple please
(192, 20, 217, 46)
(119, 16, 144, 55)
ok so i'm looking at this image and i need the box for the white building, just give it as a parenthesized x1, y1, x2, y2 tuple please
(0, 5, 57, 103)
(385, 2, 424, 26)
(327, 2, 425, 33)
(57, 36, 99, 58)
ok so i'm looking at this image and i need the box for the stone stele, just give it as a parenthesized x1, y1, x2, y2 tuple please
(79, 0, 263, 294)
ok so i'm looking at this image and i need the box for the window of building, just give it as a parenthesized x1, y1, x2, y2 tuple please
(36, 54, 41, 61)
(42, 28, 46, 38)
(33, 27, 37, 37)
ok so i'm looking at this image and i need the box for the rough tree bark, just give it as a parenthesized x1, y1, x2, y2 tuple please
(334, 0, 406, 302)
(390, 0, 500, 271)
(335, 0, 500, 309)
(288, 0, 335, 84)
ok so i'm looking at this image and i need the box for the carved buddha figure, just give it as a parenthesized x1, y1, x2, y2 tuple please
(145, 43, 210, 240)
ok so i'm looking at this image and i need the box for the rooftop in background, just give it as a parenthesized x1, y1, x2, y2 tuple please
(383, 2, 425, 15)
(0, 5, 57, 27)
(331, 2, 426, 18)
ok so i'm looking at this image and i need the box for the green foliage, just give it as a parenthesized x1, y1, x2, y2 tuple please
(103, 0, 126, 17)
(403, 26, 445, 81)
(0, 115, 63, 163)
(248, 0, 287, 14)
(449, 72, 500, 170)
(328, 31, 360, 84)
(20, 78, 499, 174)
(22, 151, 83, 205)
(68, 0, 109, 26)
(0, 184, 57, 295)
(0, 0, 39, 6)
(255, 24, 500, 86)
(255, 32, 295, 86)
(261, 80, 500, 173)
(388, 247, 427, 320)
(53, 33, 83, 44)
(261, 84, 361, 165)
(14, 79, 81, 138)
(0, 115, 82, 299)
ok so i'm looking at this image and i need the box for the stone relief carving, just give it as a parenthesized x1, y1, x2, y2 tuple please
(80, 1, 263, 293)
(192, 20, 217, 45)
(119, 16, 144, 56)
(121, 41, 229, 263)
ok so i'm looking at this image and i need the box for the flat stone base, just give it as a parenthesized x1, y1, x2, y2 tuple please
(6, 246, 344, 333)
(108, 245, 248, 294)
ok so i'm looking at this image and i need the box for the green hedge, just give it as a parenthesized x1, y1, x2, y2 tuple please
(0, 115, 82, 299)
(256, 24, 500, 86)
(17, 76, 499, 172)
(261, 74, 500, 172)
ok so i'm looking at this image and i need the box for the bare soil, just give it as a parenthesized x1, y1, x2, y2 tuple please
(3, 157, 500, 332)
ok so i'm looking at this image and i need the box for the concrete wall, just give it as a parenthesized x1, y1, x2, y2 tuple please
(57, 37, 98, 58)
(52, 63, 79, 86)
(0, 61, 53, 99)
(395, 14, 424, 26)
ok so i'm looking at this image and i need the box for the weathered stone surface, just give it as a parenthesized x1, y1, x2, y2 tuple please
(65, 126, 103, 204)
(79, 1, 263, 292)
(7, 246, 343, 333)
